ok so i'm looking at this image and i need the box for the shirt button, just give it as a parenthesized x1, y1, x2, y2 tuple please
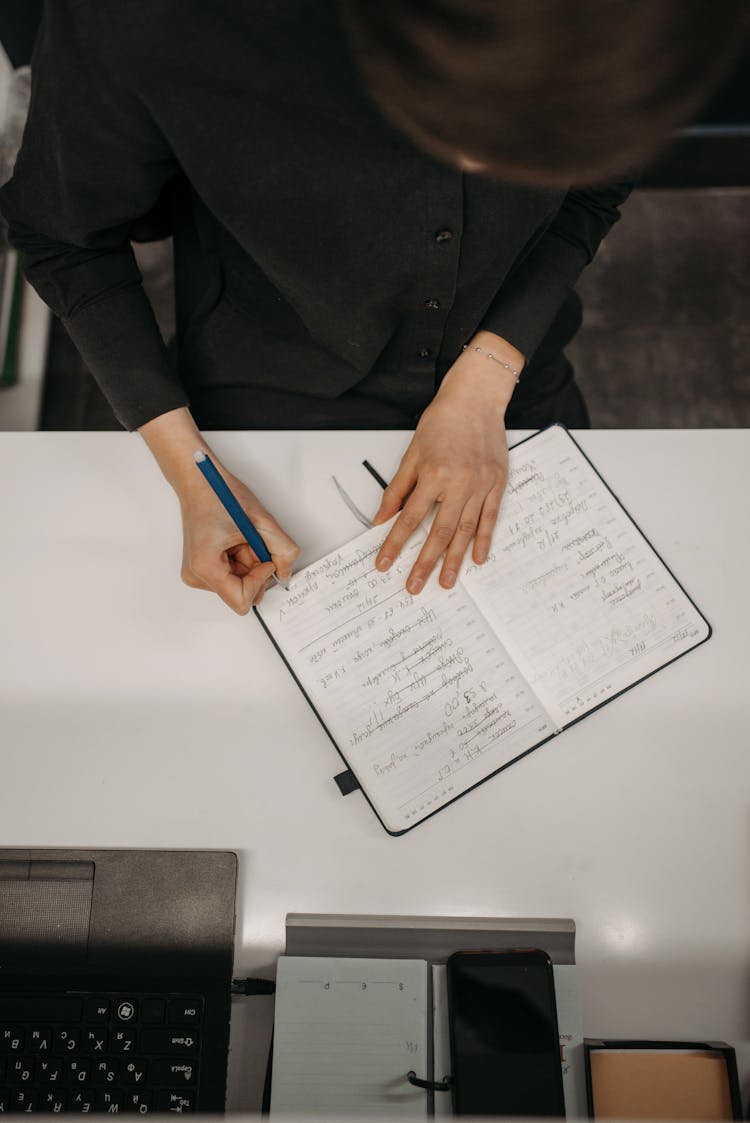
(418, 348, 432, 359)
(424, 298, 441, 310)
(435, 229, 454, 243)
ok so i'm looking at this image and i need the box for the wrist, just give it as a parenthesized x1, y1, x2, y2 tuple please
(441, 331, 525, 411)
(466, 330, 525, 379)
(139, 406, 216, 496)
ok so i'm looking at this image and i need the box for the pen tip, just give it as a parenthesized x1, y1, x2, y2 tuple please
(193, 450, 206, 463)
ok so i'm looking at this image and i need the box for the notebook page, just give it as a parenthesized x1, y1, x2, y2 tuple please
(258, 522, 554, 833)
(270, 956, 428, 1117)
(460, 426, 709, 729)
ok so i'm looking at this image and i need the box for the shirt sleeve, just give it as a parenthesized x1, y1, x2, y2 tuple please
(480, 180, 635, 362)
(0, 2, 188, 430)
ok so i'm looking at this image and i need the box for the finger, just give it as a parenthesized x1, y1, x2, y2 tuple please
(221, 562, 277, 615)
(404, 498, 475, 595)
(232, 531, 299, 583)
(228, 542, 257, 578)
(258, 526, 300, 581)
(372, 454, 417, 525)
(196, 557, 276, 615)
(271, 545, 299, 583)
(375, 483, 436, 573)
(472, 481, 507, 564)
(438, 498, 487, 588)
(243, 562, 278, 605)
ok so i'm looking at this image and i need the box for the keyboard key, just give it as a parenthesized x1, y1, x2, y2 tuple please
(69, 1089, 96, 1112)
(151, 1060, 196, 1085)
(66, 1058, 92, 1085)
(123, 1060, 148, 1086)
(112, 1029, 137, 1055)
(37, 1058, 64, 1083)
(94, 1059, 119, 1085)
(139, 1029, 199, 1055)
(156, 1090, 195, 1112)
(29, 1028, 53, 1054)
(1, 1027, 25, 1052)
(0, 998, 82, 1023)
(168, 1000, 201, 1026)
(11, 1089, 38, 1111)
(85, 999, 110, 1024)
(122, 1090, 152, 1114)
(10, 1057, 35, 1083)
(54, 1028, 81, 1054)
(139, 1000, 165, 1026)
(40, 1089, 67, 1112)
(96, 1090, 122, 1113)
(114, 1001, 137, 1024)
(83, 1029, 108, 1054)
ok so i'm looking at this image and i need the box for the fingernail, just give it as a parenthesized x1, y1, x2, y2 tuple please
(442, 570, 456, 587)
(377, 556, 393, 571)
(407, 575, 424, 593)
(475, 546, 488, 563)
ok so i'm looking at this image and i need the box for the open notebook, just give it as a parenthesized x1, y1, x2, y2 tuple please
(256, 425, 710, 834)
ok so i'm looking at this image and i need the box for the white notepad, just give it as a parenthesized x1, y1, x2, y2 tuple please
(257, 425, 710, 833)
(270, 957, 429, 1117)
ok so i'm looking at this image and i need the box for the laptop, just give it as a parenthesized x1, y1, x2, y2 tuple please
(0, 848, 237, 1114)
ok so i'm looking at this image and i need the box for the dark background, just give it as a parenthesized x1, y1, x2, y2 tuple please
(2, 0, 749, 429)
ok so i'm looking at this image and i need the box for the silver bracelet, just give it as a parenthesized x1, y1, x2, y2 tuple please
(462, 343, 521, 383)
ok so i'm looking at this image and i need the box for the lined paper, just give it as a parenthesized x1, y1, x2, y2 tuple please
(462, 427, 709, 728)
(270, 957, 428, 1117)
(259, 522, 554, 832)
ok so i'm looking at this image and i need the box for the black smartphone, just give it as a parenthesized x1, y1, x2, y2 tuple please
(447, 948, 565, 1117)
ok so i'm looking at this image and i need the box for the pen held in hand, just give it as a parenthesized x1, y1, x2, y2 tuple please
(193, 450, 290, 591)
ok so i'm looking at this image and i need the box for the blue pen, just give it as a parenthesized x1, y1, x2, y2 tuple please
(193, 450, 289, 590)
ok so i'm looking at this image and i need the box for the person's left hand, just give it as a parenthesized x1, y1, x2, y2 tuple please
(372, 333, 523, 593)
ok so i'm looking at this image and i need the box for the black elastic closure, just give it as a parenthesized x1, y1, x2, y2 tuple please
(407, 1070, 453, 1092)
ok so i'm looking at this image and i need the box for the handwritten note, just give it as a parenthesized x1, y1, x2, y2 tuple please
(270, 957, 428, 1117)
(259, 522, 554, 832)
(258, 426, 709, 831)
(462, 426, 709, 727)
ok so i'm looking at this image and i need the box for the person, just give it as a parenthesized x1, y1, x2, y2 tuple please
(0, 0, 743, 614)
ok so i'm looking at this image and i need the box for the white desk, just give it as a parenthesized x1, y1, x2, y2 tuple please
(1, 429, 748, 1111)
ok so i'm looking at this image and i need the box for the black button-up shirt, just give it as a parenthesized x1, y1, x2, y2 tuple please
(0, 0, 633, 430)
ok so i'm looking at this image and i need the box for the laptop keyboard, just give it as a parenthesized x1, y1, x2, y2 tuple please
(0, 992, 204, 1113)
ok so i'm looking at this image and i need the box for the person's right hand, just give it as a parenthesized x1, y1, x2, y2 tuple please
(139, 406, 299, 615)
(179, 466, 299, 614)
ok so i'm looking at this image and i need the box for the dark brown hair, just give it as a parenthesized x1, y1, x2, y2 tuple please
(342, 0, 747, 184)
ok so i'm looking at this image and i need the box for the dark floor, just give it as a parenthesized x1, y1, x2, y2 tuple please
(39, 188, 750, 431)
(570, 188, 750, 427)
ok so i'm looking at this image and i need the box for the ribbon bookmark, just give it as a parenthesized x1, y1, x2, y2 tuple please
(331, 476, 374, 529)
